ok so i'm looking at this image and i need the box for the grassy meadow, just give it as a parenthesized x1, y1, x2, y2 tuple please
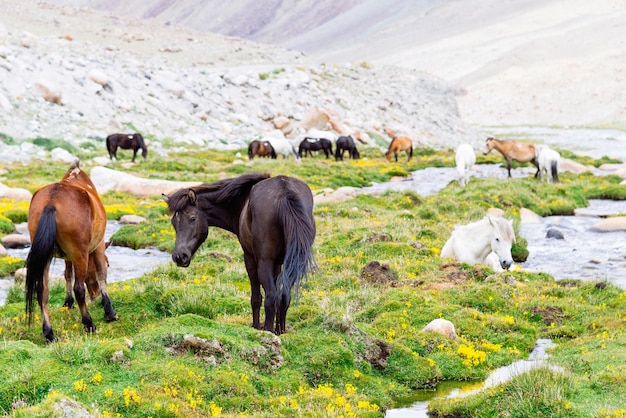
(0, 138, 625, 417)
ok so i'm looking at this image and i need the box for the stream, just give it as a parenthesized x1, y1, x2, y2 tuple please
(0, 221, 172, 306)
(386, 339, 561, 418)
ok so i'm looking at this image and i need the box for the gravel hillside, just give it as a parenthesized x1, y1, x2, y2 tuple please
(42, 0, 626, 128)
(0, 0, 481, 163)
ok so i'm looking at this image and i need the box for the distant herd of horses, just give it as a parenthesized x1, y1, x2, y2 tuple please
(23, 133, 560, 342)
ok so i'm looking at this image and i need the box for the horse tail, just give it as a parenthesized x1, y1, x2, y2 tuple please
(276, 192, 316, 302)
(26, 205, 57, 324)
(551, 160, 559, 182)
(105, 135, 113, 158)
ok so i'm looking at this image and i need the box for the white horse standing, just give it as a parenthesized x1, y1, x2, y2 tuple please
(455, 143, 476, 187)
(535, 145, 560, 183)
(441, 216, 515, 272)
(264, 137, 300, 160)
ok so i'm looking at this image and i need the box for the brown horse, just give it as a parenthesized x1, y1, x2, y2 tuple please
(484, 137, 538, 178)
(26, 161, 118, 342)
(106, 133, 148, 162)
(385, 136, 413, 162)
(163, 173, 316, 335)
(248, 140, 276, 159)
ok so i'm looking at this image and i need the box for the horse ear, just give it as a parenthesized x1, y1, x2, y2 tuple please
(188, 189, 197, 205)
(161, 193, 169, 203)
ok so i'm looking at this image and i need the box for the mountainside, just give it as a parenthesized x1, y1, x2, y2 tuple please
(0, 0, 480, 163)
(39, 0, 626, 128)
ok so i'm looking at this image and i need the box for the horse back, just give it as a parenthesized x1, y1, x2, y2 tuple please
(239, 176, 314, 258)
(29, 182, 106, 256)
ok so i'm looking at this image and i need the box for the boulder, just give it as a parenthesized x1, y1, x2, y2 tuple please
(421, 318, 458, 341)
(0, 183, 32, 200)
(2, 233, 30, 248)
(590, 217, 626, 232)
(90, 166, 202, 197)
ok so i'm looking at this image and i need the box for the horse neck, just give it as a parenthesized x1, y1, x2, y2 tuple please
(198, 193, 246, 235)
(462, 219, 494, 259)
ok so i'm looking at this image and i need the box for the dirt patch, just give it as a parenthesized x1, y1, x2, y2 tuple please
(360, 261, 397, 286)
(531, 306, 567, 325)
(364, 338, 391, 370)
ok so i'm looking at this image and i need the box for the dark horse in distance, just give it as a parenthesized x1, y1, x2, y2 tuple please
(335, 135, 360, 161)
(248, 140, 277, 159)
(26, 160, 118, 342)
(106, 133, 148, 162)
(298, 137, 333, 159)
(163, 173, 316, 335)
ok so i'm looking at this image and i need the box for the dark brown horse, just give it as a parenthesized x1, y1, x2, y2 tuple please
(26, 160, 117, 342)
(163, 173, 316, 335)
(106, 133, 148, 162)
(335, 135, 360, 161)
(385, 136, 413, 162)
(248, 140, 276, 159)
(298, 137, 333, 158)
(484, 137, 538, 178)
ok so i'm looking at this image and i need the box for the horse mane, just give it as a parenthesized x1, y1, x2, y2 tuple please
(166, 172, 271, 212)
(489, 216, 516, 243)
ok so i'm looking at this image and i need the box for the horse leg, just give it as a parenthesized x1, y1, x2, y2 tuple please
(39, 265, 55, 342)
(72, 257, 96, 334)
(131, 149, 137, 163)
(244, 254, 262, 329)
(63, 260, 75, 308)
(506, 158, 513, 177)
(258, 259, 278, 333)
(93, 246, 118, 322)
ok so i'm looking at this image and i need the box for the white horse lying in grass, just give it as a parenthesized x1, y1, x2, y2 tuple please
(441, 216, 515, 272)
(455, 143, 476, 187)
(535, 145, 560, 183)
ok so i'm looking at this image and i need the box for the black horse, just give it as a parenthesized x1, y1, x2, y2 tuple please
(106, 133, 148, 162)
(335, 135, 360, 161)
(163, 173, 316, 335)
(248, 140, 277, 159)
(298, 137, 333, 159)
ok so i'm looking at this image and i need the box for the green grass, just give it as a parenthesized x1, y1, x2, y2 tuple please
(0, 140, 625, 417)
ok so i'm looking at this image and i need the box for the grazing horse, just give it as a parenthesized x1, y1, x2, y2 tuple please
(535, 145, 560, 183)
(335, 135, 360, 161)
(163, 173, 316, 335)
(248, 140, 276, 160)
(265, 137, 300, 159)
(385, 136, 413, 162)
(106, 133, 148, 162)
(455, 143, 476, 187)
(26, 160, 118, 342)
(298, 137, 333, 159)
(483, 137, 538, 178)
(441, 216, 515, 272)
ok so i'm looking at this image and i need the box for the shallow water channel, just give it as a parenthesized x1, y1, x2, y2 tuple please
(386, 339, 561, 417)
(0, 221, 172, 306)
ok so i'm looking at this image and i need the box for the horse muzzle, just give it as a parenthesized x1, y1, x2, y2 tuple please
(172, 252, 191, 267)
(500, 259, 513, 270)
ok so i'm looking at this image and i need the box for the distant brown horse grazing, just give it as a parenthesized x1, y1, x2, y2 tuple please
(483, 137, 538, 178)
(26, 160, 118, 342)
(385, 136, 413, 162)
(163, 173, 316, 335)
(248, 140, 276, 159)
(106, 133, 148, 162)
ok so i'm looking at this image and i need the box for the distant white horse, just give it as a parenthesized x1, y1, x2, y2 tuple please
(535, 145, 560, 183)
(441, 216, 515, 272)
(265, 137, 300, 160)
(455, 143, 476, 187)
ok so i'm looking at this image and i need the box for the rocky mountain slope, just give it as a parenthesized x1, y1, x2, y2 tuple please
(0, 0, 481, 163)
(40, 0, 626, 128)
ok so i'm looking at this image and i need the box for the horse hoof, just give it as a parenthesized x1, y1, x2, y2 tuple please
(105, 313, 119, 322)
